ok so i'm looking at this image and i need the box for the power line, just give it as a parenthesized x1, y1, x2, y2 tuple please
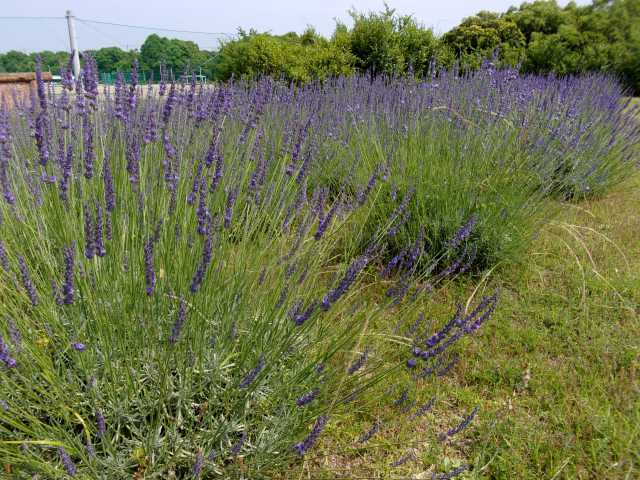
(76, 17, 233, 37)
(0, 16, 64, 20)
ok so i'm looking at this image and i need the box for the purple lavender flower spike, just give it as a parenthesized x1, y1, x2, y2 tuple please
(57, 447, 77, 477)
(357, 420, 381, 444)
(128, 59, 139, 114)
(431, 464, 470, 480)
(296, 388, 320, 407)
(84, 203, 95, 260)
(18, 256, 38, 307)
(224, 187, 238, 229)
(62, 243, 75, 305)
(190, 224, 213, 293)
(7, 319, 21, 351)
(448, 215, 477, 250)
(314, 201, 339, 240)
(411, 397, 436, 419)
(169, 297, 187, 344)
(96, 409, 106, 438)
(239, 354, 265, 389)
(293, 415, 328, 456)
(0, 240, 9, 272)
(231, 431, 247, 456)
(71, 342, 86, 351)
(94, 203, 106, 257)
(82, 115, 96, 180)
(59, 143, 73, 202)
(34, 55, 48, 111)
(85, 439, 95, 458)
(192, 449, 204, 478)
(144, 239, 156, 296)
(162, 82, 177, 124)
(103, 152, 115, 212)
(293, 302, 318, 327)
(438, 406, 479, 442)
(0, 334, 17, 368)
(321, 252, 371, 311)
(390, 451, 417, 467)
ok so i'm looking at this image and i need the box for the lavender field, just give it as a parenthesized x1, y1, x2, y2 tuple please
(0, 56, 638, 478)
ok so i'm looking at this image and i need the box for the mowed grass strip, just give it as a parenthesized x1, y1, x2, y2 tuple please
(301, 174, 639, 480)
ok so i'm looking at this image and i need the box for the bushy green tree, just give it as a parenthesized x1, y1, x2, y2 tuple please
(442, 13, 526, 69)
(92, 47, 138, 74)
(0, 51, 35, 73)
(140, 34, 209, 78)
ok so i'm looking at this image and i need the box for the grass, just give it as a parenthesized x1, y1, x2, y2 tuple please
(304, 174, 640, 479)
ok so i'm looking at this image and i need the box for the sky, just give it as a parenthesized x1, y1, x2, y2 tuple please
(0, 0, 591, 53)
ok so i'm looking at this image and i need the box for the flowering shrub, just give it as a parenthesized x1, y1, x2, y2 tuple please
(0, 54, 636, 477)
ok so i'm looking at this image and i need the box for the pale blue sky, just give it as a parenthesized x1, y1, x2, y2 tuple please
(0, 0, 590, 53)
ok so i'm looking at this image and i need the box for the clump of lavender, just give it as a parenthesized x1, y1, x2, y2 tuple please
(293, 415, 329, 456)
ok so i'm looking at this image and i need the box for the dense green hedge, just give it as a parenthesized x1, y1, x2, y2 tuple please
(1, 1, 638, 92)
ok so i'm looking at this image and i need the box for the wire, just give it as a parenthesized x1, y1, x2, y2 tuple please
(76, 19, 130, 51)
(76, 17, 233, 37)
(0, 16, 64, 20)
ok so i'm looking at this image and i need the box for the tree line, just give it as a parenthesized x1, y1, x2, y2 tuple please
(1, 0, 638, 93)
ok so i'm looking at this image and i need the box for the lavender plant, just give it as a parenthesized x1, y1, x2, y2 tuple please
(0, 55, 635, 478)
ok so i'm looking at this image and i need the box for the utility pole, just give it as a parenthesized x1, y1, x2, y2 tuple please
(65, 10, 81, 79)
